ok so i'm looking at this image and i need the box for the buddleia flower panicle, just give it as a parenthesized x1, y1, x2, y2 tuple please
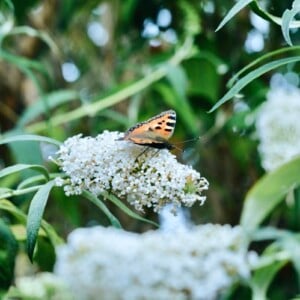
(54, 225, 257, 300)
(256, 85, 300, 171)
(6, 272, 72, 300)
(55, 131, 209, 212)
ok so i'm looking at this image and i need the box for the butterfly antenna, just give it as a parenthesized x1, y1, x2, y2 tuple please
(174, 136, 201, 145)
(171, 144, 183, 153)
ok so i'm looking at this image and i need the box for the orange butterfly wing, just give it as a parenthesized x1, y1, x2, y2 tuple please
(120, 110, 176, 149)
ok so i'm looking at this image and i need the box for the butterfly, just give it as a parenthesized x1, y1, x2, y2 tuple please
(118, 110, 176, 150)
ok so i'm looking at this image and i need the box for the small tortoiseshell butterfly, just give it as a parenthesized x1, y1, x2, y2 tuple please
(118, 110, 176, 150)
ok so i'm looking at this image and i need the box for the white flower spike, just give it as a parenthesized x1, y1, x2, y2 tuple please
(256, 86, 300, 171)
(55, 131, 209, 212)
(54, 225, 256, 300)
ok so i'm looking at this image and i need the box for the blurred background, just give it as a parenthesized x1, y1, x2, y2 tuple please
(0, 0, 272, 226)
(1, 0, 300, 298)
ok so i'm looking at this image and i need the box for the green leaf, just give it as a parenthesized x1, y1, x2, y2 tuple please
(216, 0, 254, 32)
(3, 26, 59, 56)
(0, 219, 18, 291)
(227, 47, 300, 87)
(278, 234, 300, 285)
(209, 56, 300, 112)
(18, 90, 79, 127)
(0, 164, 49, 181)
(251, 254, 288, 299)
(0, 51, 49, 94)
(251, 227, 292, 241)
(241, 156, 300, 231)
(26, 180, 55, 261)
(17, 175, 49, 189)
(0, 134, 60, 172)
(154, 82, 197, 135)
(250, 233, 300, 299)
(249, 1, 285, 27)
(0, 0, 14, 38)
(0, 50, 48, 76)
(0, 199, 63, 247)
(122, 0, 139, 25)
(0, 200, 27, 224)
(166, 65, 188, 100)
(82, 190, 122, 228)
(0, 188, 13, 196)
(183, 55, 223, 101)
(179, 0, 201, 35)
(281, 0, 300, 46)
(166, 65, 198, 135)
(104, 192, 158, 227)
(17, 173, 61, 189)
(1, 0, 14, 13)
(0, 134, 61, 147)
(9, 141, 44, 173)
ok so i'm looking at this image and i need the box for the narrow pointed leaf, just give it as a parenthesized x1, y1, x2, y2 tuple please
(0, 164, 49, 181)
(281, 0, 300, 46)
(17, 175, 50, 189)
(209, 56, 300, 112)
(251, 256, 288, 299)
(241, 156, 300, 231)
(251, 227, 291, 241)
(18, 90, 79, 127)
(17, 173, 62, 189)
(5, 26, 59, 56)
(0, 219, 18, 290)
(0, 50, 48, 76)
(282, 10, 295, 46)
(216, 0, 253, 31)
(249, 1, 285, 27)
(0, 199, 63, 247)
(0, 134, 61, 147)
(227, 47, 300, 87)
(105, 192, 158, 227)
(278, 234, 300, 283)
(26, 180, 55, 261)
(0, 188, 13, 197)
(82, 190, 122, 228)
(0, 200, 27, 224)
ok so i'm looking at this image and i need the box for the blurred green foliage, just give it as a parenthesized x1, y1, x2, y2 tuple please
(0, 219, 18, 291)
(1, 0, 300, 298)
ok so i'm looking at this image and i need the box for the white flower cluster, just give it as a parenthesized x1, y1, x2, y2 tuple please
(55, 131, 209, 212)
(256, 86, 300, 171)
(4, 272, 72, 300)
(54, 225, 255, 300)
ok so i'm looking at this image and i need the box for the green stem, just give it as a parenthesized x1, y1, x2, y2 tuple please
(0, 185, 42, 199)
(25, 37, 194, 133)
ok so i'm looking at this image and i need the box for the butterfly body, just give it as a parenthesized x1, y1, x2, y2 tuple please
(119, 110, 176, 150)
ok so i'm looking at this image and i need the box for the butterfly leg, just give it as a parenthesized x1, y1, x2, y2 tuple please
(147, 149, 160, 161)
(135, 146, 150, 162)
